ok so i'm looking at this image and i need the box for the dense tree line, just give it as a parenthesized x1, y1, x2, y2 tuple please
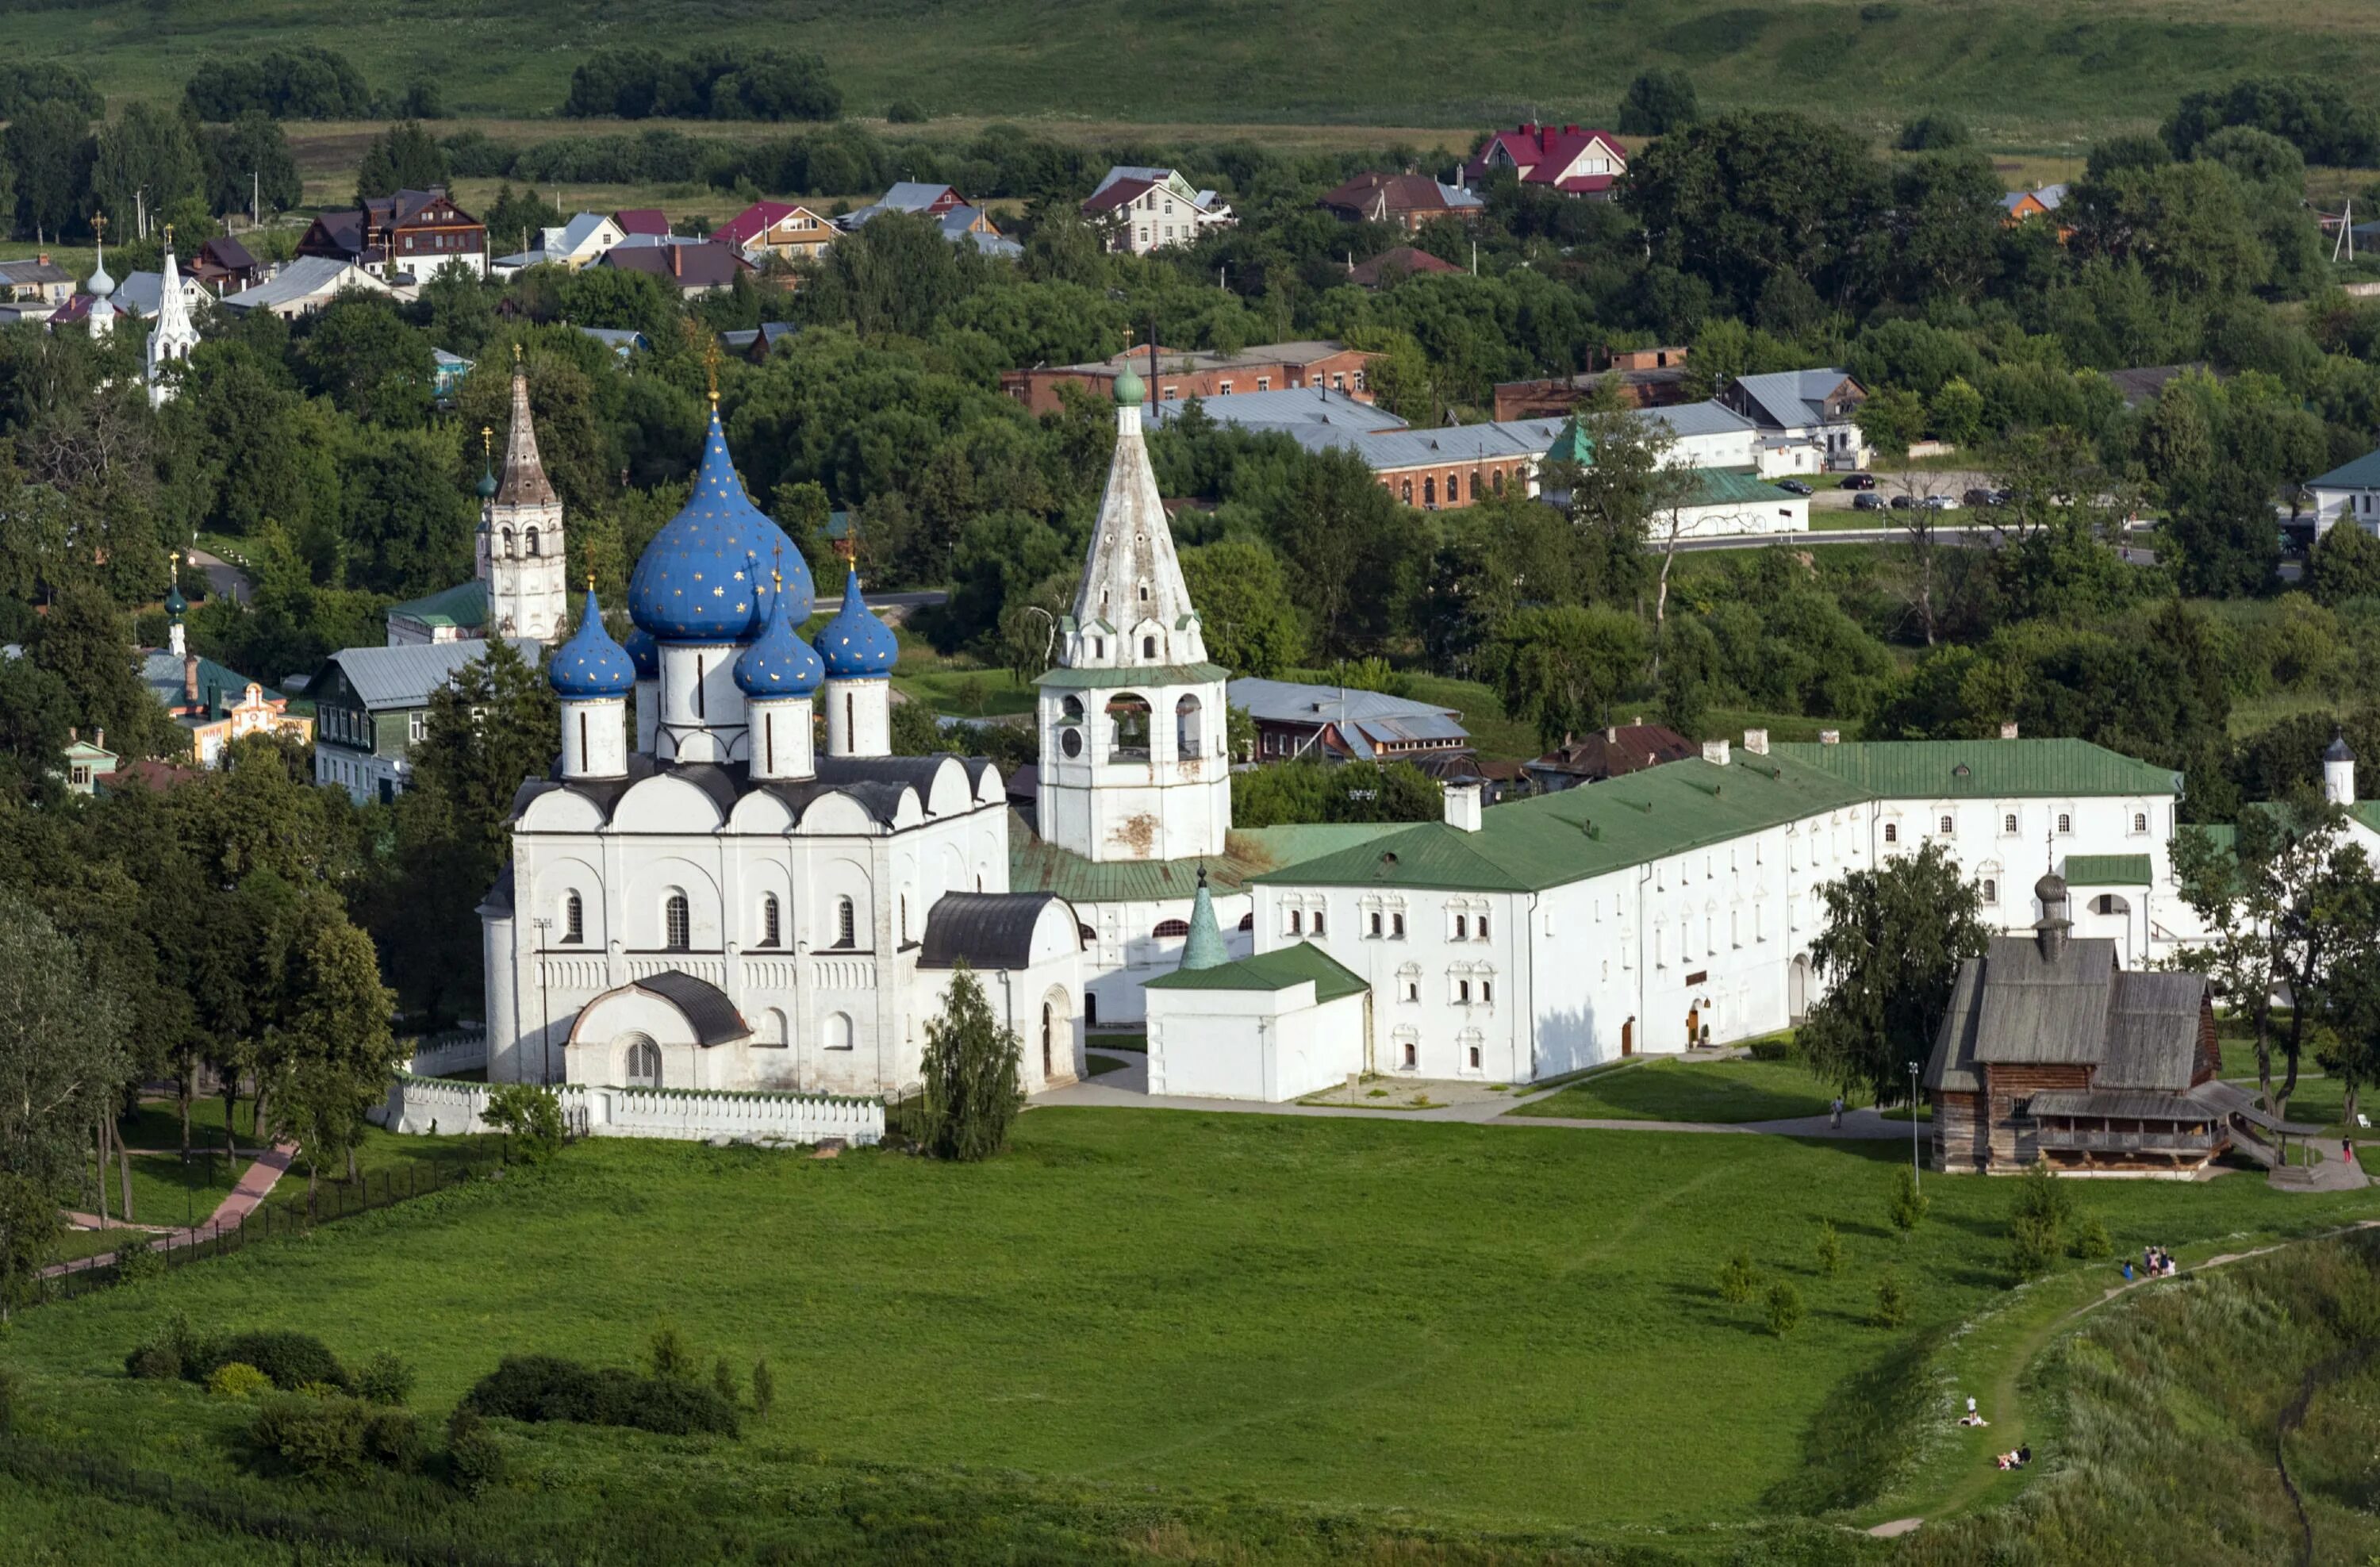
(560, 48, 840, 122)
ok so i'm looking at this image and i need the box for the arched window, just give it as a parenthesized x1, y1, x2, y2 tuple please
(762, 1008, 789, 1047)
(1369, 910, 1384, 938)
(1105, 693, 1151, 760)
(1491, 470, 1505, 494)
(1454, 912, 1468, 939)
(2003, 813, 2018, 834)
(1392, 912, 1406, 938)
(1176, 693, 1203, 758)
(501, 527, 514, 557)
(1078, 922, 1096, 945)
(525, 527, 540, 558)
(1399, 479, 1413, 503)
(1983, 878, 1998, 904)
(1422, 475, 1436, 506)
(1311, 906, 1326, 936)
(1138, 582, 1150, 601)
(1154, 918, 1190, 939)
(563, 891, 583, 944)
(1288, 908, 1303, 935)
(1238, 912, 1253, 931)
(761, 894, 781, 948)
(1092, 637, 1104, 659)
(835, 896, 857, 948)
(2057, 812, 2071, 833)
(625, 1038, 662, 1089)
(1883, 822, 1898, 844)
(1142, 635, 1157, 659)
(1061, 696, 1084, 721)
(1938, 815, 1954, 835)
(664, 893, 690, 951)
(824, 1012, 854, 1050)
(2132, 812, 2148, 832)
(1476, 912, 1490, 940)
(1042, 1002, 1054, 1077)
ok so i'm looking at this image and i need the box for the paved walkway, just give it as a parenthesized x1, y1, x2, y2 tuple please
(46, 1142, 298, 1277)
(1042, 1056, 1908, 1140)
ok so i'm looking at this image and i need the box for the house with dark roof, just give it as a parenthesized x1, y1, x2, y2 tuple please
(1319, 172, 1484, 232)
(1524, 722, 1698, 793)
(593, 240, 756, 296)
(1002, 340, 1378, 416)
(612, 209, 670, 239)
(297, 187, 487, 280)
(188, 236, 260, 296)
(1925, 874, 2320, 1175)
(1461, 124, 1628, 198)
(1228, 678, 1471, 766)
(1081, 166, 1235, 253)
(312, 638, 537, 803)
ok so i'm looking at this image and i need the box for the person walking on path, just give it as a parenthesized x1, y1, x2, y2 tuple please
(1830, 1095, 1844, 1129)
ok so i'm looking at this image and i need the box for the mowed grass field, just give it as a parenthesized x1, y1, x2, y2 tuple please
(1513, 1055, 1869, 1123)
(6, 1108, 2373, 1554)
(19, 0, 2380, 141)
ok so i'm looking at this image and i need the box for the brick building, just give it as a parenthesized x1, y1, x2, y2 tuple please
(1001, 341, 1377, 417)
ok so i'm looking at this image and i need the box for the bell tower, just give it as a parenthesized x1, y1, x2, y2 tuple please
(1034, 366, 1231, 862)
(478, 347, 569, 642)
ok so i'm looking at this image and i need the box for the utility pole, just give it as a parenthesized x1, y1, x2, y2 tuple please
(252, 170, 261, 231)
(1908, 1061, 1921, 1187)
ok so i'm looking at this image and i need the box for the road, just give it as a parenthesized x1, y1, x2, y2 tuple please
(187, 547, 251, 606)
(1808, 470, 1998, 511)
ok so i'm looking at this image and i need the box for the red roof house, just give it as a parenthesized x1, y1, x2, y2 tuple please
(613, 209, 670, 238)
(1461, 124, 1629, 199)
(1346, 247, 1464, 288)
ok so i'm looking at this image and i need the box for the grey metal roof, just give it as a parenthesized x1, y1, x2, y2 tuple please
(1144, 387, 1407, 433)
(1729, 369, 1857, 432)
(919, 891, 1070, 970)
(2026, 1088, 2215, 1122)
(2095, 971, 2209, 1089)
(1227, 678, 1468, 754)
(323, 638, 537, 710)
(1971, 934, 2118, 1065)
(1278, 417, 1565, 470)
(1631, 400, 1756, 440)
(633, 970, 751, 1047)
(221, 255, 394, 313)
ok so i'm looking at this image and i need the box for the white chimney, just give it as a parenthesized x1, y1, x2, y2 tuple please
(1742, 728, 1768, 755)
(1998, 720, 2020, 740)
(1702, 738, 1730, 766)
(1443, 782, 1483, 832)
(1819, 729, 1841, 745)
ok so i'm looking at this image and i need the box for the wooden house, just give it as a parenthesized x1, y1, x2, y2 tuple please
(1925, 873, 2317, 1176)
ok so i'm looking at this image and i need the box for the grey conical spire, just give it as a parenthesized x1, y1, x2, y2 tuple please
(1178, 866, 1227, 970)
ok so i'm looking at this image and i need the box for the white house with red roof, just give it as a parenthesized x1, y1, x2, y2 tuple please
(714, 200, 839, 261)
(1082, 167, 1235, 254)
(1461, 124, 1628, 199)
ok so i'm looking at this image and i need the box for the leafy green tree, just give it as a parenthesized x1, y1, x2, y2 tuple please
(1617, 69, 1699, 136)
(1179, 540, 1306, 677)
(1815, 1219, 1844, 1277)
(298, 295, 433, 426)
(1895, 114, 1970, 151)
(89, 102, 205, 237)
(1871, 1272, 1909, 1327)
(916, 964, 1023, 1162)
(354, 121, 449, 203)
(201, 113, 303, 217)
(1259, 447, 1422, 659)
(483, 1082, 565, 1163)
(6, 98, 94, 241)
(2068, 159, 2268, 303)
(1484, 605, 1646, 751)
(1929, 378, 1983, 447)
(1541, 383, 1689, 607)
(1230, 759, 1441, 828)
(2305, 521, 2380, 605)
(1764, 1280, 1805, 1337)
(1716, 1250, 1759, 1304)
(32, 584, 178, 760)
(1802, 843, 1987, 1104)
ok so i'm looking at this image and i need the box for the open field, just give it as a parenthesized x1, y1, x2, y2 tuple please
(16, 0, 2380, 144)
(1510, 1054, 1872, 1123)
(5, 1109, 2374, 1562)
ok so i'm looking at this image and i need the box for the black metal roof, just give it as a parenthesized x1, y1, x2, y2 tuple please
(632, 970, 750, 1047)
(919, 892, 1071, 970)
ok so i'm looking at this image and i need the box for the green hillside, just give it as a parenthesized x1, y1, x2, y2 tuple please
(17, 0, 2380, 141)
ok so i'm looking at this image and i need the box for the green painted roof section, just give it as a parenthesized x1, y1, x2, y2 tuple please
(1257, 752, 1873, 893)
(1687, 467, 1797, 507)
(1179, 874, 1228, 970)
(1008, 816, 1407, 904)
(386, 578, 489, 631)
(2064, 853, 2152, 886)
(1036, 662, 1230, 690)
(2351, 801, 2380, 837)
(1144, 941, 1366, 1000)
(1771, 739, 2182, 801)
(1544, 416, 1588, 466)
(2310, 447, 2380, 490)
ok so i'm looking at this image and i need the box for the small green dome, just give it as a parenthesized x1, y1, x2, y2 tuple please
(1113, 365, 1146, 406)
(477, 465, 498, 499)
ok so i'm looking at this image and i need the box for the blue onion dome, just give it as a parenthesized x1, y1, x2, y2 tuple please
(734, 570, 825, 698)
(628, 405, 812, 643)
(622, 624, 659, 682)
(549, 590, 638, 699)
(813, 568, 898, 679)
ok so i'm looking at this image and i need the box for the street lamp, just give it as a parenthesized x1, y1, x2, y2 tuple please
(1907, 1060, 1922, 1188)
(531, 917, 554, 1084)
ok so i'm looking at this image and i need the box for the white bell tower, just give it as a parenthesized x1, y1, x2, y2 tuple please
(1034, 365, 1231, 862)
(477, 348, 570, 643)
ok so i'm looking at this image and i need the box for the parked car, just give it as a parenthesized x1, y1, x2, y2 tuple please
(1990, 489, 2013, 506)
(1888, 494, 1917, 510)
(1925, 494, 1960, 511)
(1840, 473, 1876, 490)
(1774, 478, 1813, 496)
(1852, 493, 1888, 512)
(1962, 487, 1994, 506)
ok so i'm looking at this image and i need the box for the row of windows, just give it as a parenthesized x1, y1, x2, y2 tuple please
(1388, 1031, 1488, 1073)
(1277, 903, 1488, 942)
(564, 892, 863, 953)
(493, 526, 549, 559)
(1883, 809, 2148, 843)
(1395, 467, 1516, 508)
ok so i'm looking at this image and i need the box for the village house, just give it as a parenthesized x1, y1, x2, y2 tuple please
(1319, 172, 1484, 232)
(1345, 247, 1465, 289)
(2301, 446, 2380, 537)
(594, 240, 757, 297)
(297, 187, 488, 280)
(1081, 166, 1235, 254)
(1228, 678, 1472, 766)
(0, 255, 75, 309)
(1524, 723, 1698, 794)
(1717, 368, 1871, 474)
(2001, 184, 2069, 226)
(187, 237, 261, 296)
(1461, 124, 1629, 198)
(60, 729, 119, 795)
(490, 213, 628, 276)
(1494, 348, 1693, 420)
(140, 647, 311, 766)
(1278, 416, 1568, 510)
(1001, 340, 1377, 416)
(313, 639, 536, 803)
(612, 209, 671, 240)
(221, 255, 396, 319)
(715, 200, 839, 262)
(839, 182, 1019, 256)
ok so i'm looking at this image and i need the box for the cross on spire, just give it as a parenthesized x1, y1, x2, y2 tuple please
(702, 336, 722, 405)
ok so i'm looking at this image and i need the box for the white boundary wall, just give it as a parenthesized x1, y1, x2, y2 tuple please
(374, 1073, 884, 1146)
(402, 1031, 489, 1077)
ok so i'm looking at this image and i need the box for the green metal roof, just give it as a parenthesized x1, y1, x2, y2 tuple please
(1685, 467, 1797, 507)
(2310, 447, 2380, 490)
(2064, 853, 2152, 886)
(1035, 662, 1229, 690)
(1258, 752, 1873, 893)
(386, 578, 489, 631)
(2351, 801, 2380, 837)
(1008, 816, 1405, 904)
(1143, 941, 1367, 1001)
(1771, 739, 2182, 800)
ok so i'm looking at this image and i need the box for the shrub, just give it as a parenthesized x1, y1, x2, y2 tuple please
(483, 1082, 564, 1163)
(359, 1350, 415, 1407)
(446, 1407, 505, 1496)
(1746, 1036, 1796, 1062)
(1816, 1221, 1844, 1277)
(1873, 1272, 1910, 1329)
(113, 1235, 164, 1285)
(203, 1331, 352, 1392)
(646, 1321, 697, 1382)
(750, 1357, 774, 1415)
(250, 1393, 366, 1479)
(0, 1362, 20, 1433)
(1765, 1280, 1806, 1338)
(2010, 1212, 2062, 1281)
(2069, 1215, 2114, 1261)
(1718, 1250, 1760, 1305)
(208, 1362, 273, 1400)
(885, 99, 927, 124)
(462, 1354, 737, 1437)
(362, 1407, 421, 1471)
(1888, 1166, 1929, 1234)
(712, 1355, 738, 1404)
(125, 1312, 211, 1381)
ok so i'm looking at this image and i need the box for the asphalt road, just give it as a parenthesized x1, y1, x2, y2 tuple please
(1807, 470, 2000, 510)
(187, 547, 250, 606)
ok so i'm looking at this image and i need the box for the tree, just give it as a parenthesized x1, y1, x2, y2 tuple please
(269, 913, 399, 1196)
(1895, 114, 1970, 151)
(298, 295, 434, 427)
(1617, 70, 1699, 136)
(354, 122, 449, 204)
(1179, 540, 1307, 677)
(2305, 520, 2380, 605)
(1887, 1165, 1928, 1234)
(915, 965, 1023, 1162)
(89, 102, 205, 238)
(1764, 1280, 1804, 1337)
(201, 113, 303, 218)
(1542, 383, 1691, 607)
(33, 584, 178, 761)
(6, 98, 94, 242)
(1259, 447, 1422, 659)
(483, 1082, 565, 1163)
(1801, 843, 1987, 1104)
(1483, 605, 1647, 750)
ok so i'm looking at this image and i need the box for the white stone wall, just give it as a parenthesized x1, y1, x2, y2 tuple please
(376, 1073, 884, 1146)
(1147, 983, 1365, 1100)
(1077, 889, 1256, 1026)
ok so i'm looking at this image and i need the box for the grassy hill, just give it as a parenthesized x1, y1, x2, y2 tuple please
(18, 0, 2380, 144)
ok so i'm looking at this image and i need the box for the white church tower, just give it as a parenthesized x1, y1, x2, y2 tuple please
(144, 228, 198, 407)
(86, 215, 117, 342)
(1035, 364, 1230, 862)
(475, 349, 570, 642)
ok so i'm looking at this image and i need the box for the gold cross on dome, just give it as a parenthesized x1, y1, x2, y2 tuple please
(92, 213, 106, 244)
(702, 336, 722, 405)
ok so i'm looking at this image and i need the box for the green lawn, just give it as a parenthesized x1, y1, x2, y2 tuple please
(1510, 1055, 1866, 1123)
(1084, 1052, 1130, 1077)
(6, 1109, 2369, 1561)
(78, 1150, 247, 1231)
(114, 1096, 263, 1153)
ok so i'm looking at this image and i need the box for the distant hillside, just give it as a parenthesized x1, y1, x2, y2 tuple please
(16, 0, 2380, 144)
